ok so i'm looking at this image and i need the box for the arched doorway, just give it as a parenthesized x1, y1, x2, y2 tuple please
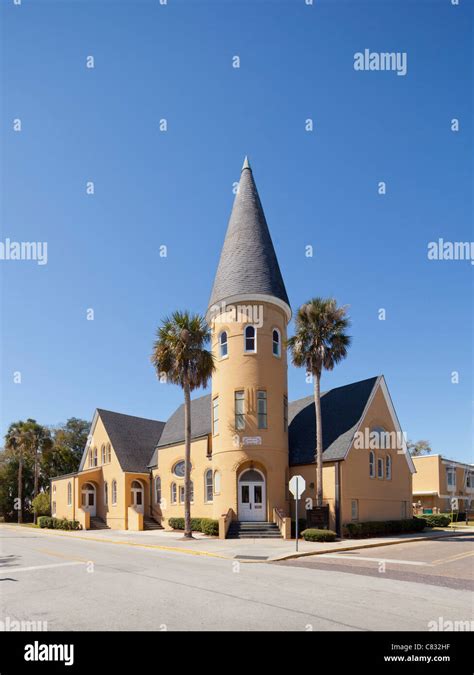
(238, 469, 266, 521)
(81, 482, 96, 517)
(131, 480, 144, 513)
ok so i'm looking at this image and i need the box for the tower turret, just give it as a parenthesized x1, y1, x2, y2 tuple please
(208, 158, 291, 522)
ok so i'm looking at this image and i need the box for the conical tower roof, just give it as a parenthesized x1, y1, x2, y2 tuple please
(207, 157, 290, 319)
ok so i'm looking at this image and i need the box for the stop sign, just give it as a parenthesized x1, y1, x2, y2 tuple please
(289, 475, 306, 499)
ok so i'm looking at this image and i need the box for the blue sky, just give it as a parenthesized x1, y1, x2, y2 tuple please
(1, 0, 472, 462)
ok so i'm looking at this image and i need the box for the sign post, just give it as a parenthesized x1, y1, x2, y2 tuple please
(289, 475, 306, 552)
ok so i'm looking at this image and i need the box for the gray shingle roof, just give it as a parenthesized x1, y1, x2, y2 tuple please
(288, 376, 380, 465)
(207, 158, 290, 315)
(148, 394, 212, 467)
(147, 376, 380, 468)
(97, 409, 165, 473)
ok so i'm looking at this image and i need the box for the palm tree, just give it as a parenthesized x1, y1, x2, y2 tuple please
(288, 298, 351, 507)
(151, 311, 214, 538)
(5, 423, 35, 523)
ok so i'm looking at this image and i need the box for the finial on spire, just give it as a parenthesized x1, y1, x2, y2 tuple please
(242, 155, 251, 171)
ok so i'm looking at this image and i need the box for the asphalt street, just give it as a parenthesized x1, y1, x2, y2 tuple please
(1, 527, 472, 631)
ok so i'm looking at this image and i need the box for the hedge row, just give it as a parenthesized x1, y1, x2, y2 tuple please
(301, 528, 337, 542)
(38, 516, 82, 530)
(422, 514, 451, 528)
(345, 518, 425, 538)
(168, 517, 219, 536)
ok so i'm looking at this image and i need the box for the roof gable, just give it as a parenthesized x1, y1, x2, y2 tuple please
(288, 376, 380, 465)
(96, 409, 165, 473)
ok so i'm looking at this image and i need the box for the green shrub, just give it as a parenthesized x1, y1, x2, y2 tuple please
(32, 492, 50, 517)
(200, 518, 219, 536)
(37, 516, 80, 531)
(301, 528, 336, 542)
(291, 519, 307, 539)
(38, 516, 53, 528)
(168, 517, 204, 532)
(344, 518, 425, 539)
(422, 514, 451, 528)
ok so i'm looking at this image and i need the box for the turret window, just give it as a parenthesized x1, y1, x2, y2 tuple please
(235, 390, 245, 430)
(244, 325, 256, 353)
(272, 329, 281, 357)
(212, 397, 219, 435)
(219, 331, 228, 358)
(205, 469, 213, 502)
(257, 390, 267, 429)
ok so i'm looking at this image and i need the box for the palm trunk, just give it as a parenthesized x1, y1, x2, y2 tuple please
(18, 451, 23, 524)
(183, 378, 192, 538)
(314, 373, 323, 507)
(33, 442, 39, 524)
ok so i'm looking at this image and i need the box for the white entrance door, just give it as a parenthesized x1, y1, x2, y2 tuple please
(81, 483, 96, 517)
(131, 480, 144, 514)
(238, 470, 266, 522)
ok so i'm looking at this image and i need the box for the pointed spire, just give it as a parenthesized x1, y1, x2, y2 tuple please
(242, 155, 251, 171)
(207, 159, 290, 320)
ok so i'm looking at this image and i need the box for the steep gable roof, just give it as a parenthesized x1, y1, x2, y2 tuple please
(288, 376, 380, 465)
(148, 394, 212, 467)
(96, 409, 165, 473)
(147, 376, 383, 469)
(207, 158, 290, 317)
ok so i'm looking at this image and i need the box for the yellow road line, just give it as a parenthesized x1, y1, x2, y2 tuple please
(35, 548, 89, 562)
(432, 550, 474, 566)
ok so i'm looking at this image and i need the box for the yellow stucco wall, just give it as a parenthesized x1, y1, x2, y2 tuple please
(51, 416, 150, 530)
(413, 455, 473, 512)
(340, 386, 413, 524)
(209, 301, 290, 521)
(151, 437, 213, 527)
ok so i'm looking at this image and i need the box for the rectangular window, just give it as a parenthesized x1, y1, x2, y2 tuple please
(179, 485, 185, 504)
(205, 471, 213, 502)
(446, 468, 456, 488)
(283, 395, 288, 432)
(235, 390, 245, 430)
(351, 500, 358, 521)
(257, 390, 267, 429)
(171, 483, 177, 504)
(377, 457, 384, 479)
(212, 397, 219, 435)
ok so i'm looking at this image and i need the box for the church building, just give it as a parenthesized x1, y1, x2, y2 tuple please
(50, 159, 415, 538)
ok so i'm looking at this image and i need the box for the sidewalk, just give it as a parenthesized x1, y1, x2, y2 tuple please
(2, 523, 472, 562)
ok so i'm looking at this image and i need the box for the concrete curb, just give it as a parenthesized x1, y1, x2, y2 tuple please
(272, 530, 473, 562)
(2, 523, 472, 564)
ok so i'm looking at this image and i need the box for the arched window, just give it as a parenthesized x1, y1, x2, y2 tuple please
(377, 457, 384, 479)
(101, 444, 106, 464)
(67, 482, 72, 506)
(214, 471, 221, 495)
(205, 469, 213, 502)
(111, 480, 117, 505)
(386, 455, 392, 480)
(155, 476, 161, 504)
(272, 328, 281, 357)
(369, 451, 375, 478)
(219, 331, 228, 358)
(244, 325, 256, 353)
(190, 481, 194, 503)
(171, 482, 177, 504)
(106, 443, 111, 463)
(92, 447, 98, 467)
(104, 481, 108, 506)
